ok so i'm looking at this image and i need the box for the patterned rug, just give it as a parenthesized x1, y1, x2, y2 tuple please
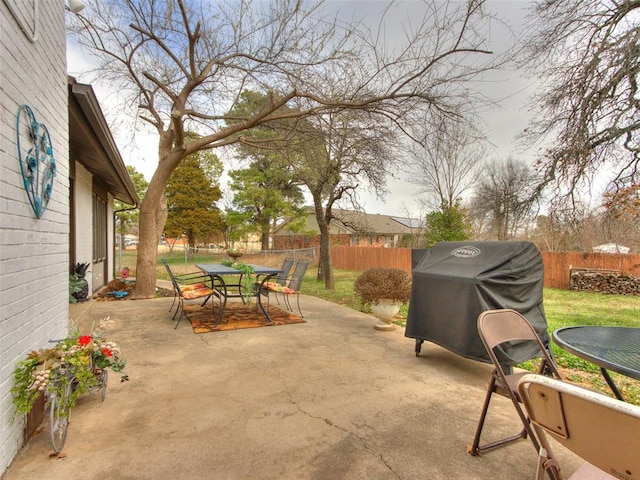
(184, 301, 305, 334)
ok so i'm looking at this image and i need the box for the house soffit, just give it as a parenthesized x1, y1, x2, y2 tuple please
(68, 77, 138, 206)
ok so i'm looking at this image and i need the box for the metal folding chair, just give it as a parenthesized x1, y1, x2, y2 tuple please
(469, 309, 562, 462)
(518, 374, 640, 480)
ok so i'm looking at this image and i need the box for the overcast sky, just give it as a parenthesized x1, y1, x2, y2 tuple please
(351, 0, 538, 217)
(67, 0, 538, 218)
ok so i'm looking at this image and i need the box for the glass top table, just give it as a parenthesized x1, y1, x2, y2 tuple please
(553, 326, 640, 401)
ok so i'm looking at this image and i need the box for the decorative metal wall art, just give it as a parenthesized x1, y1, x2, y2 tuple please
(16, 105, 56, 219)
(2, 0, 39, 43)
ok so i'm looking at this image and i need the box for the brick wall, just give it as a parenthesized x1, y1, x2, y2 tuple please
(0, 1, 68, 474)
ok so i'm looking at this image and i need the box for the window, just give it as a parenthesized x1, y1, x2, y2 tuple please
(93, 193, 107, 262)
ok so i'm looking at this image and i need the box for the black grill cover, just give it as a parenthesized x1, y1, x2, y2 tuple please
(405, 241, 549, 365)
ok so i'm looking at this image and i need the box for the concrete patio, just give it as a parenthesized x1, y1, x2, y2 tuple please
(3, 293, 582, 480)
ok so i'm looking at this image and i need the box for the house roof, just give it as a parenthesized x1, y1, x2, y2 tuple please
(332, 209, 417, 235)
(389, 215, 424, 229)
(592, 243, 630, 254)
(273, 207, 419, 236)
(68, 77, 138, 206)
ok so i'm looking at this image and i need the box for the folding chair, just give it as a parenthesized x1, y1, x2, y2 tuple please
(259, 260, 308, 317)
(469, 309, 562, 460)
(518, 374, 640, 480)
(162, 259, 215, 329)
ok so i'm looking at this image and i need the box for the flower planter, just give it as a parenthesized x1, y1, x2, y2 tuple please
(227, 251, 244, 261)
(354, 267, 411, 331)
(371, 299, 400, 331)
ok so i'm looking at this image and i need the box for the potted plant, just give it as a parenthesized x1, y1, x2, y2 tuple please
(227, 249, 244, 261)
(69, 262, 90, 303)
(221, 260, 255, 304)
(354, 267, 412, 331)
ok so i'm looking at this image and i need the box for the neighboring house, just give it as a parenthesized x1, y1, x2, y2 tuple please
(592, 243, 631, 254)
(1, 3, 137, 475)
(272, 207, 421, 249)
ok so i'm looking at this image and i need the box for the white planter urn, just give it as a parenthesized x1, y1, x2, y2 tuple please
(370, 299, 400, 331)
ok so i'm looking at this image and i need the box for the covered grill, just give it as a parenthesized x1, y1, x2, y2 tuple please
(405, 241, 549, 364)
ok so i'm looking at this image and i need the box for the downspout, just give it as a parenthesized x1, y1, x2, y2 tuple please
(113, 203, 138, 278)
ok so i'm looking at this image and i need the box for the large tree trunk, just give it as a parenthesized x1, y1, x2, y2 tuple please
(313, 200, 334, 290)
(132, 150, 175, 298)
(260, 215, 271, 250)
(318, 224, 334, 290)
(261, 232, 270, 250)
(133, 196, 163, 298)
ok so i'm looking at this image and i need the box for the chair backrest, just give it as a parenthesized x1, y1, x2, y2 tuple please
(479, 309, 541, 350)
(288, 260, 309, 292)
(477, 309, 559, 375)
(275, 257, 294, 286)
(162, 259, 181, 291)
(518, 374, 640, 480)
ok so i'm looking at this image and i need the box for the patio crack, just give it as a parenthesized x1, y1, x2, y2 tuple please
(277, 375, 402, 480)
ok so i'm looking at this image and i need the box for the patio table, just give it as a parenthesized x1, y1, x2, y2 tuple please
(553, 326, 640, 401)
(195, 263, 282, 326)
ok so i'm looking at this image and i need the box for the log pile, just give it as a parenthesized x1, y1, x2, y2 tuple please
(569, 268, 640, 295)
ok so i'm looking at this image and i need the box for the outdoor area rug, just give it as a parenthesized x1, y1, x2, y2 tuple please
(184, 301, 305, 334)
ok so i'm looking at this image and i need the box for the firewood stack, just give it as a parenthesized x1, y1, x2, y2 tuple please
(569, 268, 640, 295)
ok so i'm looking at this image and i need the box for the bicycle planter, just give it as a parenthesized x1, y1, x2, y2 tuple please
(11, 322, 127, 453)
(47, 360, 109, 453)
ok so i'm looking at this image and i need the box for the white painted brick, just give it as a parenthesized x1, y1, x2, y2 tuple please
(0, 1, 69, 474)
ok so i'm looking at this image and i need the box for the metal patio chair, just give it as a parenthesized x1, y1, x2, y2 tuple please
(518, 373, 640, 480)
(256, 257, 294, 306)
(258, 260, 308, 318)
(162, 259, 215, 329)
(469, 309, 562, 463)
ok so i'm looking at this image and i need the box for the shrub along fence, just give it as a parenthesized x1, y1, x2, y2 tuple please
(326, 245, 640, 290)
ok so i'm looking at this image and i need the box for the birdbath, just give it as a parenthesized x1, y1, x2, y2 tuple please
(227, 251, 244, 261)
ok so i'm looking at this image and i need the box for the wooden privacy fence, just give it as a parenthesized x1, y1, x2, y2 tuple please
(327, 245, 640, 290)
(540, 251, 640, 289)
(329, 246, 412, 272)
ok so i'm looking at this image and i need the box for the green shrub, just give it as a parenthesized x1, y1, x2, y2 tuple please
(354, 267, 411, 306)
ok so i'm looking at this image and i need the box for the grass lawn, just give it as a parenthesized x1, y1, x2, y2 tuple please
(541, 288, 640, 404)
(122, 250, 640, 404)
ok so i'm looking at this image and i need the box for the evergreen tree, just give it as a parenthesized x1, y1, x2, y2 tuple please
(227, 91, 305, 250)
(424, 200, 472, 247)
(165, 152, 224, 250)
(229, 156, 304, 250)
(114, 165, 148, 238)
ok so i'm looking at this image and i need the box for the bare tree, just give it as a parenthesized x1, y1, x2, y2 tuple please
(531, 205, 586, 252)
(520, 0, 640, 195)
(470, 156, 538, 240)
(574, 208, 609, 253)
(405, 115, 485, 210)
(397, 203, 428, 248)
(280, 110, 396, 289)
(69, 0, 506, 297)
(600, 190, 640, 249)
